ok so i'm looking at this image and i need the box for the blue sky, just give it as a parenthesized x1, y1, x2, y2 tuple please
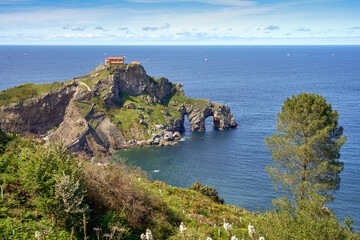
(0, 0, 359, 45)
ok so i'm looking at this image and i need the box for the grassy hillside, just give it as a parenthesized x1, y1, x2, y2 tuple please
(0, 81, 72, 106)
(0, 130, 358, 239)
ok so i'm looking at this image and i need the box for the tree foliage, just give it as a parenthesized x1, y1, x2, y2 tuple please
(265, 93, 346, 202)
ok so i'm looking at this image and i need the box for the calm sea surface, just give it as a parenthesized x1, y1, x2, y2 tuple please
(1, 45, 359, 229)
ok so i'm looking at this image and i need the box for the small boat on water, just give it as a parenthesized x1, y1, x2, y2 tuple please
(154, 170, 160, 173)
(331, 53, 335, 56)
(204, 58, 208, 61)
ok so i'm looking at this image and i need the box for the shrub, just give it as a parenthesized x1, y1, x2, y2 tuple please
(0, 136, 87, 238)
(189, 181, 225, 205)
(82, 160, 175, 239)
(0, 128, 12, 154)
(256, 196, 354, 240)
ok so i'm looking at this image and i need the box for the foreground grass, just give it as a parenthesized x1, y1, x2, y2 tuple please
(0, 130, 358, 239)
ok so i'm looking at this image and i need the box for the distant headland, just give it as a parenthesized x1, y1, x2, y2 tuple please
(0, 60, 237, 158)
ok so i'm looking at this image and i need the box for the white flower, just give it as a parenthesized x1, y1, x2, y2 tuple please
(248, 223, 256, 239)
(35, 231, 41, 240)
(145, 229, 153, 240)
(140, 233, 146, 240)
(223, 222, 233, 233)
(179, 222, 187, 234)
(259, 237, 265, 240)
(231, 236, 238, 240)
(206, 238, 213, 240)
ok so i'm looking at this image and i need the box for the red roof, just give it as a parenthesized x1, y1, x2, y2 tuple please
(106, 57, 124, 60)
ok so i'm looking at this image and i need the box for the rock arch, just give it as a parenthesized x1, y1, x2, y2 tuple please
(178, 100, 237, 132)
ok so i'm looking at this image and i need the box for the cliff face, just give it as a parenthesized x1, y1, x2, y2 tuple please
(0, 82, 78, 135)
(0, 64, 237, 158)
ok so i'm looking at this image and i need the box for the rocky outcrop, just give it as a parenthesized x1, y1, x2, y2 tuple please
(116, 64, 150, 96)
(0, 82, 78, 135)
(94, 75, 121, 108)
(212, 103, 238, 130)
(146, 77, 175, 103)
(90, 116, 126, 151)
(51, 101, 89, 147)
(0, 64, 237, 158)
(177, 100, 237, 132)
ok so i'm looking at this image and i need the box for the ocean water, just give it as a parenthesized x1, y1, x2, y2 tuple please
(1, 45, 359, 229)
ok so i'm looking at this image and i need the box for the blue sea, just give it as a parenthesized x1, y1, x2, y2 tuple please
(1, 45, 359, 230)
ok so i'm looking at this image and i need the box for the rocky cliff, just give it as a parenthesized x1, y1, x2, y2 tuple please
(0, 64, 237, 158)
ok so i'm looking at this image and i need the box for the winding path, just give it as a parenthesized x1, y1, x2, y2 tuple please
(78, 81, 91, 92)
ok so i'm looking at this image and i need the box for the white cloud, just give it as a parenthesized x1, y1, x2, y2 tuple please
(0, 0, 358, 45)
(94, 26, 106, 31)
(182, 0, 256, 7)
(0, 7, 128, 27)
(142, 23, 170, 31)
(296, 27, 311, 32)
(264, 25, 279, 31)
(127, 0, 256, 6)
(72, 26, 85, 31)
(0, 0, 26, 4)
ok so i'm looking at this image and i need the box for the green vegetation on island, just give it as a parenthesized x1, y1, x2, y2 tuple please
(0, 64, 237, 157)
(0, 81, 72, 106)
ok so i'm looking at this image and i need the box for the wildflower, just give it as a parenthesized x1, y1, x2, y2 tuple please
(35, 231, 41, 240)
(231, 236, 238, 240)
(93, 227, 101, 240)
(103, 233, 111, 239)
(259, 237, 265, 240)
(145, 229, 153, 240)
(140, 233, 146, 240)
(179, 222, 187, 234)
(223, 221, 233, 234)
(248, 223, 256, 240)
(206, 238, 213, 240)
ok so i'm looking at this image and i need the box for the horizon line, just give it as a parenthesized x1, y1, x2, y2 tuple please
(1, 44, 360, 46)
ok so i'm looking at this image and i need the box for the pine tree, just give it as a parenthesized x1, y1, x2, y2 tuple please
(265, 93, 346, 202)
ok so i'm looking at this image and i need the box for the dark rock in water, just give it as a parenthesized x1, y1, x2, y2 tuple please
(0, 63, 237, 159)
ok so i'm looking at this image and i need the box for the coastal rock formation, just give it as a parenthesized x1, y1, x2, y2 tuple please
(0, 82, 78, 135)
(0, 64, 237, 158)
